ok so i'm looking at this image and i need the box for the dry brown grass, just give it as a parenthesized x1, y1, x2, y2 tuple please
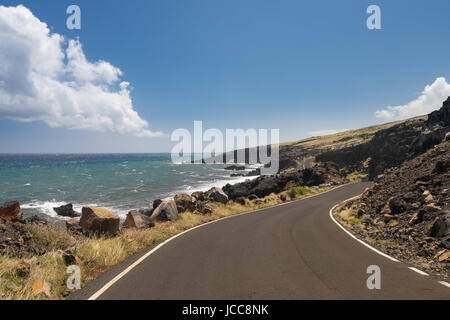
(334, 200, 363, 227)
(281, 116, 427, 152)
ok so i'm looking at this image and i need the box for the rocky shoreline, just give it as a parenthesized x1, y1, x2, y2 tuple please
(1, 168, 343, 255)
(0, 166, 338, 299)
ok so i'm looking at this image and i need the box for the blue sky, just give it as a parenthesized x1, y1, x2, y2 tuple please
(1, 0, 450, 153)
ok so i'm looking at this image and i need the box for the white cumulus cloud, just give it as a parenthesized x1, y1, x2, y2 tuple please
(375, 77, 450, 121)
(0, 5, 162, 137)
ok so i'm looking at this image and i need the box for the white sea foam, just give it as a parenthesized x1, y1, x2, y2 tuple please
(21, 200, 130, 220)
(21, 200, 81, 220)
(165, 174, 259, 199)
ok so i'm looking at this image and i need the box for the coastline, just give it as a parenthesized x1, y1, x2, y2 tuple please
(1, 153, 262, 223)
(0, 171, 334, 299)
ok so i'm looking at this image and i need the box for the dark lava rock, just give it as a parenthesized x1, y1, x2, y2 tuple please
(433, 160, 450, 174)
(191, 191, 207, 201)
(153, 199, 163, 210)
(235, 197, 246, 205)
(138, 208, 154, 216)
(53, 204, 80, 218)
(26, 215, 48, 225)
(205, 187, 229, 204)
(416, 96, 450, 153)
(388, 197, 406, 215)
(223, 161, 345, 200)
(0, 219, 44, 257)
(231, 173, 246, 177)
(348, 140, 449, 278)
(194, 201, 214, 215)
(225, 165, 246, 171)
(245, 169, 261, 177)
(428, 217, 448, 238)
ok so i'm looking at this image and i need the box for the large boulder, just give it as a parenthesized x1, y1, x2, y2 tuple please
(191, 191, 207, 201)
(150, 200, 179, 222)
(205, 187, 229, 204)
(123, 211, 155, 229)
(79, 207, 120, 236)
(53, 204, 80, 218)
(174, 194, 196, 213)
(0, 201, 20, 221)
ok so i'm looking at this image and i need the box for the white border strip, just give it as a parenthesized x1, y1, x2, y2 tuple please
(438, 281, 450, 289)
(329, 202, 400, 263)
(408, 267, 429, 276)
(88, 183, 352, 300)
(330, 199, 450, 289)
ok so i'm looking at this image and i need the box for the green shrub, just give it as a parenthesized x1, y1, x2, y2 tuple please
(288, 186, 311, 199)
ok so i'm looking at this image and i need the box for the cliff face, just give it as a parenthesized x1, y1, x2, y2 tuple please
(315, 97, 450, 180)
(416, 96, 450, 152)
(316, 118, 425, 179)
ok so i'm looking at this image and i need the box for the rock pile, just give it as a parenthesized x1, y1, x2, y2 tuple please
(0, 201, 45, 257)
(347, 141, 450, 276)
(223, 162, 346, 200)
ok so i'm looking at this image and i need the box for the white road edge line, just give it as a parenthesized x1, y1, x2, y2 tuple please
(408, 267, 429, 276)
(330, 198, 450, 289)
(438, 281, 450, 289)
(329, 200, 400, 263)
(88, 183, 354, 300)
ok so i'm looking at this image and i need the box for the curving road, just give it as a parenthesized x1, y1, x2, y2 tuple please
(71, 183, 449, 300)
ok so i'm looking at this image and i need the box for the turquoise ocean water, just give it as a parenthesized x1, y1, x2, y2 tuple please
(0, 154, 256, 223)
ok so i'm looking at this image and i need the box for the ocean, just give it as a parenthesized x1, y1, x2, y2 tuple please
(0, 154, 257, 223)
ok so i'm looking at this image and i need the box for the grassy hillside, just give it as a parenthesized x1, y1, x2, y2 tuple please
(279, 116, 427, 167)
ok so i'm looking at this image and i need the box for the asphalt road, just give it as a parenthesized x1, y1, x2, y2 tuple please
(72, 183, 449, 300)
